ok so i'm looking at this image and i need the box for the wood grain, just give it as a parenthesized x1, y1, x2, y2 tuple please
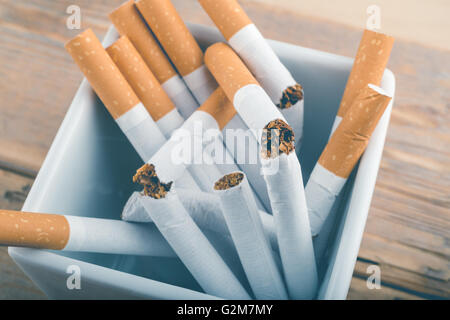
(0, 0, 448, 299)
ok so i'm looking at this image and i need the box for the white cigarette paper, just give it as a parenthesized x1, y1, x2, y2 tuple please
(161, 74, 199, 119)
(262, 154, 318, 299)
(199, 0, 304, 145)
(122, 190, 278, 252)
(214, 173, 287, 299)
(140, 191, 251, 299)
(0, 210, 175, 258)
(146, 102, 266, 211)
(260, 120, 318, 299)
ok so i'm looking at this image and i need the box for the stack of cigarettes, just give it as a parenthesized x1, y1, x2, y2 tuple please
(1, 0, 395, 300)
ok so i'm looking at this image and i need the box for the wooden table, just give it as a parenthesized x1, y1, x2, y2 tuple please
(0, 0, 448, 299)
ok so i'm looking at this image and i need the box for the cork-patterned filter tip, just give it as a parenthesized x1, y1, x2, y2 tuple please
(199, 0, 252, 40)
(319, 84, 392, 178)
(337, 29, 394, 117)
(106, 36, 175, 121)
(205, 42, 259, 101)
(136, 0, 204, 76)
(65, 28, 140, 119)
(109, 0, 177, 84)
(198, 87, 236, 130)
(0, 210, 70, 250)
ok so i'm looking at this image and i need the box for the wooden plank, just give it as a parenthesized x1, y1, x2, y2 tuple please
(0, 0, 448, 299)
(353, 259, 447, 299)
(0, 168, 46, 299)
(347, 275, 423, 300)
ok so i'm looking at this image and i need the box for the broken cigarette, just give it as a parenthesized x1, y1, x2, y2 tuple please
(133, 168, 251, 299)
(260, 119, 318, 299)
(214, 172, 288, 300)
(0, 209, 175, 257)
(109, 0, 198, 118)
(106, 35, 184, 138)
(136, 0, 217, 104)
(330, 29, 394, 134)
(199, 0, 305, 144)
(307, 84, 392, 236)
(122, 189, 278, 252)
(205, 42, 287, 143)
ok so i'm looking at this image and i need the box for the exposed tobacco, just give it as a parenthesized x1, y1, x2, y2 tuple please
(214, 172, 244, 190)
(133, 164, 172, 199)
(261, 119, 295, 158)
(277, 84, 304, 109)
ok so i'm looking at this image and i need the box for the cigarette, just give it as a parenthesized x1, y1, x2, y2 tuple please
(106, 35, 184, 138)
(214, 172, 288, 299)
(133, 168, 251, 299)
(65, 29, 166, 162)
(122, 189, 278, 252)
(330, 29, 394, 134)
(199, 0, 305, 145)
(135, 88, 265, 211)
(136, 0, 217, 104)
(260, 119, 318, 299)
(0, 209, 175, 257)
(66, 29, 200, 192)
(205, 42, 287, 143)
(197, 88, 269, 209)
(307, 84, 392, 236)
(109, 0, 198, 118)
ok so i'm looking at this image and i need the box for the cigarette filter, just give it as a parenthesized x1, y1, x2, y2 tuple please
(133, 171, 250, 299)
(205, 42, 287, 143)
(106, 36, 184, 137)
(65, 29, 165, 161)
(122, 190, 278, 252)
(136, 0, 217, 104)
(260, 120, 318, 299)
(214, 173, 287, 299)
(307, 84, 392, 236)
(199, 0, 304, 144)
(331, 29, 394, 134)
(66, 30, 199, 191)
(0, 210, 175, 257)
(109, 0, 198, 119)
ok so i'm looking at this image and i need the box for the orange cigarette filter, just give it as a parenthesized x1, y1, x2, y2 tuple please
(337, 29, 394, 118)
(319, 85, 391, 178)
(205, 42, 258, 101)
(65, 29, 139, 119)
(198, 87, 236, 130)
(198, 0, 252, 40)
(0, 210, 69, 250)
(106, 36, 175, 121)
(109, 0, 177, 84)
(136, 0, 204, 76)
